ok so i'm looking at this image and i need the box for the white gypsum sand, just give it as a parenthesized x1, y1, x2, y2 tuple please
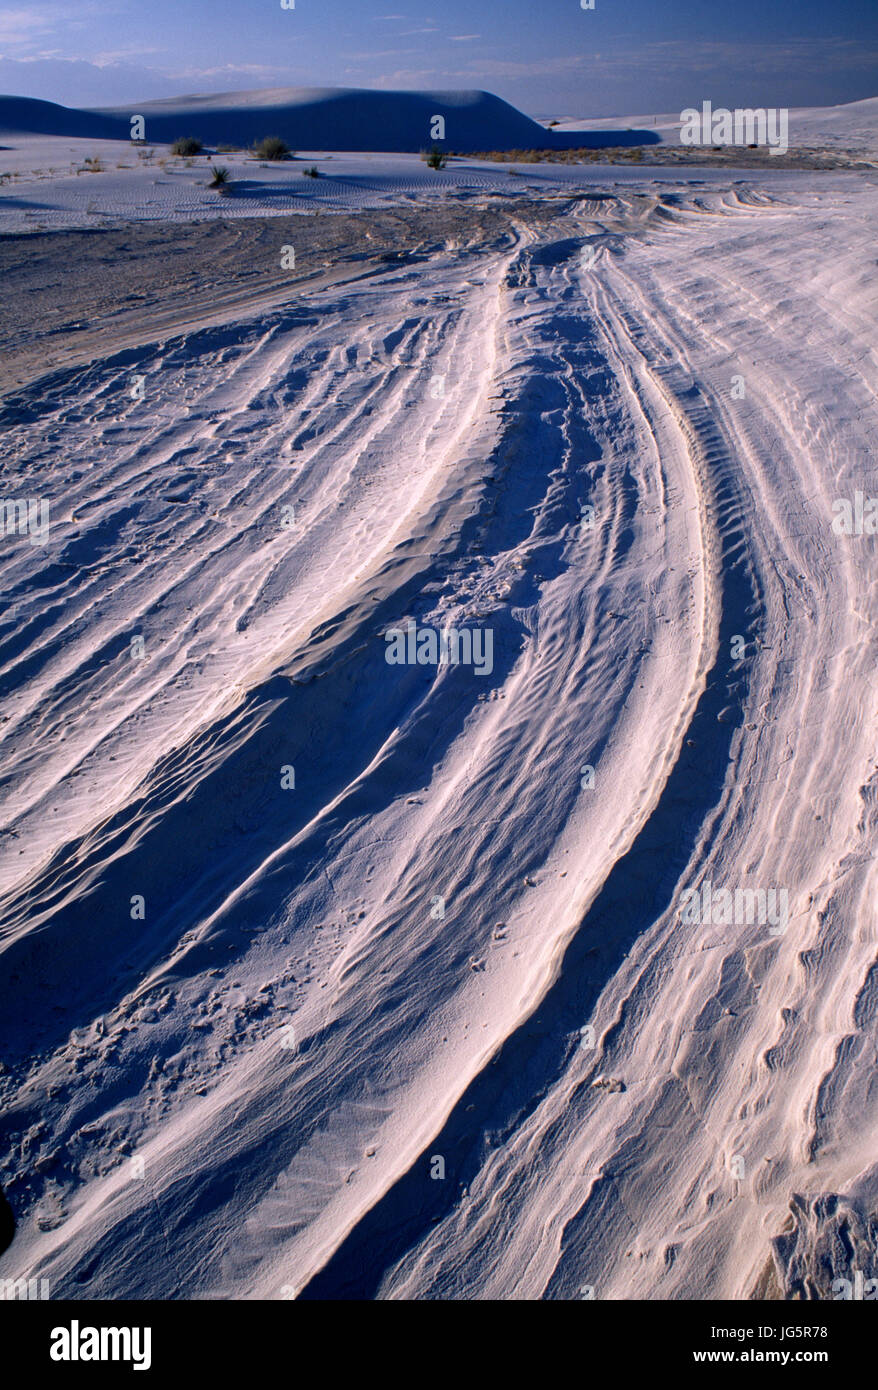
(0, 91, 877, 1301)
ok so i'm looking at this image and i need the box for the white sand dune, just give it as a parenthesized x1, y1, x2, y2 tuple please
(555, 95, 878, 157)
(790, 95, 878, 155)
(1, 100, 878, 1301)
(0, 86, 656, 154)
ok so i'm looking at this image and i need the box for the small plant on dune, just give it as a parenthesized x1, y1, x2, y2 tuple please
(82, 155, 104, 172)
(171, 137, 203, 156)
(137, 147, 155, 162)
(422, 146, 448, 170)
(208, 164, 231, 191)
(254, 136, 291, 161)
(302, 165, 320, 178)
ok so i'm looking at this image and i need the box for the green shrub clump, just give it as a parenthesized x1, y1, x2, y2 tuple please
(255, 136, 292, 160)
(171, 137, 203, 156)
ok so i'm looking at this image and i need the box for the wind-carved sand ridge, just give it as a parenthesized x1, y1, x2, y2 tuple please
(1, 171, 877, 1300)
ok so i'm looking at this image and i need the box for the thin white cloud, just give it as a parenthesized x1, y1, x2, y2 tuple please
(341, 49, 420, 62)
(583, 37, 878, 76)
(469, 55, 587, 78)
(372, 38, 878, 89)
(168, 63, 290, 81)
(92, 47, 162, 66)
(367, 69, 464, 89)
(0, 8, 55, 46)
(0, 1, 125, 56)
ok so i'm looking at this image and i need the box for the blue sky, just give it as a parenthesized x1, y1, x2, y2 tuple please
(0, 0, 876, 115)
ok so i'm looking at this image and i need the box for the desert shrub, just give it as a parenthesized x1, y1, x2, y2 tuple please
(423, 146, 447, 170)
(302, 165, 320, 178)
(171, 137, 203, 156)
(208, 164, 231, 190)
(80, 155, 103, 173)
(254, 136, 291, 160)
(434, 145, 615, 165)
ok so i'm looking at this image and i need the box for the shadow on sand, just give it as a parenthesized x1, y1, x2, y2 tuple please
(551, 129, 662, 149)
(0, 1184, 14, 1258)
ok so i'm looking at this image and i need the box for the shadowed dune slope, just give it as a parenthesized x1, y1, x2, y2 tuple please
(0, 86, 659, 152)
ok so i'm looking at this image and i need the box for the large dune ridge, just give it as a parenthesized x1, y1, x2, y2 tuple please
(0, 84, 659, 152)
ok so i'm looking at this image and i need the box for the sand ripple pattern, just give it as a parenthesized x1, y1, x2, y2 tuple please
(1, 181, 877, 1299)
